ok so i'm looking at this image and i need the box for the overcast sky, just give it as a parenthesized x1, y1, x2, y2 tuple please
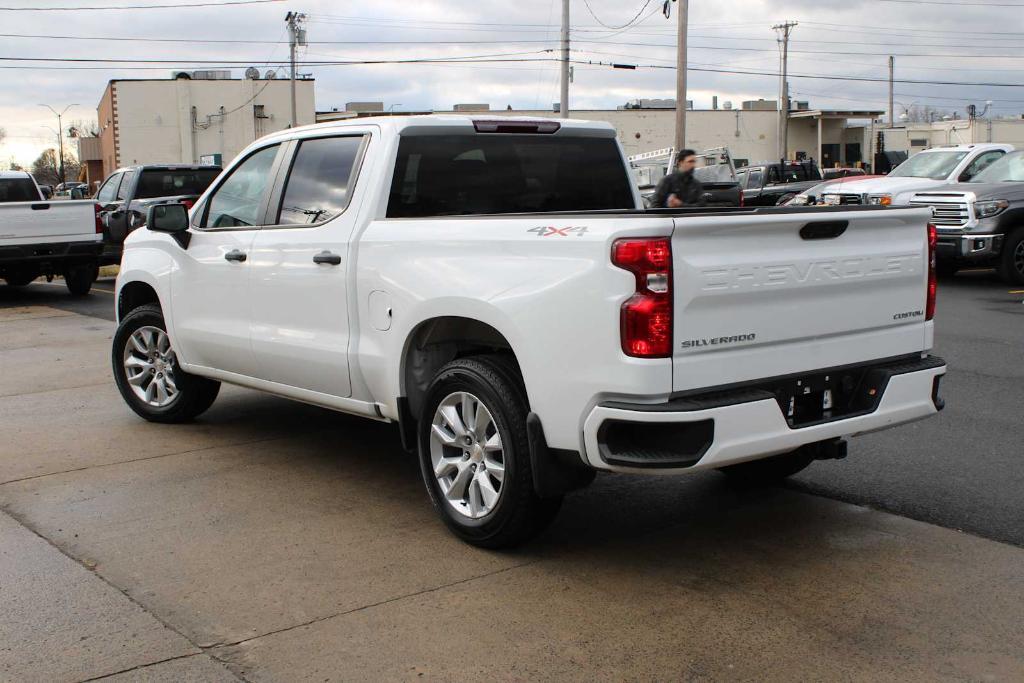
(2, 0, 1023, 166)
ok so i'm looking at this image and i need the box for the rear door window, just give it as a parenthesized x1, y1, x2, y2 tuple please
(746, 169, 763, 189)
(276, 135, 365, 225)
(387, 134, 635, 217)
(116, 170, 136, 200)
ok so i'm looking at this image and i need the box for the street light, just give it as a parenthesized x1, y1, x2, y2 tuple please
(39, 103, 78, 185)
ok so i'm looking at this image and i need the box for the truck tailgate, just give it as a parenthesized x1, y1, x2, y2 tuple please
(671, 208, 932, 392)
(0, 200, 98, 245)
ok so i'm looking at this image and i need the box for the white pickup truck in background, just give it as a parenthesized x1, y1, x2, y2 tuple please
(819, 143, 1013, 207)
(113, 115, 947, 547)
(0, 170, 103, 294)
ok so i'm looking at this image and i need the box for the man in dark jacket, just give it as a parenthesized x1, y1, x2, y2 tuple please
(651, 149, 704, 208)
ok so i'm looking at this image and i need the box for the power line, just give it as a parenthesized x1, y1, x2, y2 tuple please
(7, 30, 1024, 54)
(579, 0, 653, 30)
(0, 0, 279, 9)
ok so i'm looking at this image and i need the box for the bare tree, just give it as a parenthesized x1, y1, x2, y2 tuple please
(33, 145, 83, 185)
(902, 105, 954, 124)
(66, 119, 99, 139)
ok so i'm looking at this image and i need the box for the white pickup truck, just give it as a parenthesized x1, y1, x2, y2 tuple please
(819, 143, 1013, 207)
(0, 170, 103, 294)
(112, 116, 946, 547)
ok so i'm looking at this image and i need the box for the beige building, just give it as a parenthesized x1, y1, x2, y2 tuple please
(431, 104, 882, 169)
(96, 72, 315, 177)
(882, 117, 1024, 155)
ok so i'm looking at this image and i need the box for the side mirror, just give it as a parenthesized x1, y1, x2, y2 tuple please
(958, 171, 972, 182)
(146, 203, 191, 248)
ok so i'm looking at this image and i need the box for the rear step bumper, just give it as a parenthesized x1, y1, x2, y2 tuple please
(582, 355, 946, 474)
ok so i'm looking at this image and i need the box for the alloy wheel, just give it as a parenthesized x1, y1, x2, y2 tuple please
(123, 326, 179, 407)
(429, 391, 506, 520)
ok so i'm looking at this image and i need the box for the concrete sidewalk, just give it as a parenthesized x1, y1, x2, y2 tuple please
(2, 305, 1023, 682)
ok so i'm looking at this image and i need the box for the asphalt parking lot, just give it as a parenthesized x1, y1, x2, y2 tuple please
(1, 273, 1023, 681)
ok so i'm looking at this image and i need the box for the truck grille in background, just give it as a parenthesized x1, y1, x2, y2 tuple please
(910, 197, 970, 227)
(835, 193, 863, 205)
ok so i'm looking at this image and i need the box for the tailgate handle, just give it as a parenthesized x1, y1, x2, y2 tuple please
(30, 203, 50, 211)
(800, 220, 848, 240)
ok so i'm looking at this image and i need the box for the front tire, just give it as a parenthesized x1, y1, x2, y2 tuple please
(717, 445, 816, 484)
(112, 304, 220, 423)
(417, 356, 561, 548)
(998, 228, 1024, 285)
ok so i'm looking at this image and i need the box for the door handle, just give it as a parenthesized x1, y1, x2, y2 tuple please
(312, 250, 342, 266)
(800, 220, 848, 240)
(224, 249, 247, 262)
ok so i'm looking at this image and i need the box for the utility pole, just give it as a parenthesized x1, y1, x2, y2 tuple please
(39, 103, 77, 184)
(772, 21, 797, 162)
(674, 0, 688, 163)
(286, 11, 307, 128)
(888, 56, 895, 128)
(559, 0, 569, 117)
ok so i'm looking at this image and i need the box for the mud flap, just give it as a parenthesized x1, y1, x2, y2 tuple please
(527, 412, 596, 498)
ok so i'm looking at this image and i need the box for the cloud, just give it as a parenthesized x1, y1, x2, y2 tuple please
(1, 0, 1022, 166)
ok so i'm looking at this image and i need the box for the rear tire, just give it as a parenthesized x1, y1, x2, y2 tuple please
(3, 269, 37, 287)
(417, 356, 561, 549)
(717, 446, 816, 484)
(998, 228, 1024, 285)
(65, 263, 98, 296)
(112, 303, 220, 423)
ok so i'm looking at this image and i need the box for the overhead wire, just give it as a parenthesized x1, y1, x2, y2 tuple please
(579, 0, 653, 30)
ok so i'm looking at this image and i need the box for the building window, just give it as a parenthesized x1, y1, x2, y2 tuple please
(910, 138, 928, 147)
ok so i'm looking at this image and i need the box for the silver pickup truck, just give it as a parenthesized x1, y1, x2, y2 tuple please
(910, 149, 1024, 284)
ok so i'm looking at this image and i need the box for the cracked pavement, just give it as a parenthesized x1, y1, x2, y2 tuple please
(2, 278, 1024, 681)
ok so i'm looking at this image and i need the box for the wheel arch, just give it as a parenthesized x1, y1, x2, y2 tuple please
(117, 280, 162, 322)
(399, 314, 525, 425)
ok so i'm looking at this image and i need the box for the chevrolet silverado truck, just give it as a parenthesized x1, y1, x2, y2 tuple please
(0, 170, 103, 293)
(910, 149, 1024, 283)
(95, 164, 221, 265)
(820, 143, 1013, 207)
(112, 116, 947, 548)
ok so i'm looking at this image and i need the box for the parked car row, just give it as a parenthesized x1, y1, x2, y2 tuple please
(1, 165, 221, 291)
(767, 143, 1022, 284)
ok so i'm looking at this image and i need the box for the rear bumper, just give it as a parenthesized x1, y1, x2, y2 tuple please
(935, 232, 1002, 262)
(582, 355, 946, 474)
(0, 240, 103, 266)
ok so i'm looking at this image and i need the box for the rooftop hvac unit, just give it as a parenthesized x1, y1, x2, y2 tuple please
(191, 70, 232, 80)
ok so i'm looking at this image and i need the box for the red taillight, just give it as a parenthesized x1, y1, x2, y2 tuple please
(612, 237, 673, 358)
(738, 189, 745, 207)
(181, 198, 195, 211)
(926, 223, 937, 321)
(94, 202, 103, 234)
